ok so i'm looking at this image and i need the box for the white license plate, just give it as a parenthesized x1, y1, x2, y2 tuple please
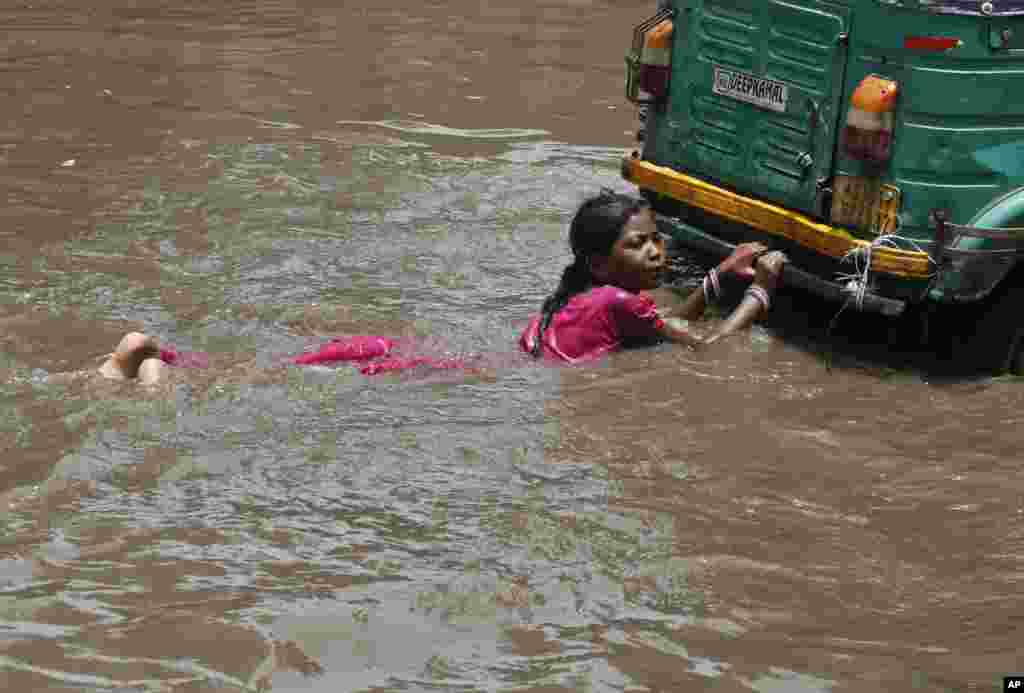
(712, 66, 789, 113)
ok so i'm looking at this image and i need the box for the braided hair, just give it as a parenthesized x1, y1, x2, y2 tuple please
(530, 190, 651, 358)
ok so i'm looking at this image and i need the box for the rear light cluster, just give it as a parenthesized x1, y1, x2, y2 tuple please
(842, 75, 899, 164)
(626, 10, 674, 105)
(638, 20, 673, 102)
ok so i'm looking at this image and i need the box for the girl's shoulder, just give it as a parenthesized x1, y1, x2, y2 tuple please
(576, 285, 655, 311)
(572, 284, 632, 306)
(595, 286, 663, 333)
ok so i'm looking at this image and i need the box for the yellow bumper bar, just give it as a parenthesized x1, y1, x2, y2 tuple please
(623, 157, 932, 279)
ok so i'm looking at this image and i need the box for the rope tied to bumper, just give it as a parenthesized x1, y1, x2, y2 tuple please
(837, 233, 937, 311)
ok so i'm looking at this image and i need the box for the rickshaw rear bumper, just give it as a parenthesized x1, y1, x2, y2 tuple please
(623, 156, 1024, 313)
(621, 156, 926, 316)
(658, 214, 908, 317)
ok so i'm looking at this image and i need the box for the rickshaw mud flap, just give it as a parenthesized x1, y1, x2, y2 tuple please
(657, 214, 907, 317)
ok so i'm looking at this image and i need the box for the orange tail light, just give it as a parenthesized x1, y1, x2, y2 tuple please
(842, 75, 899, 164)
(638, 20, 674, 101)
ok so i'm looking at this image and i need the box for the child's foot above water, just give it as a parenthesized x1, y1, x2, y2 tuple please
(98, 332, 162, 381)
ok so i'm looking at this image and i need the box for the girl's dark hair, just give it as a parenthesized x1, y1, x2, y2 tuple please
(530, 190, 650, 358)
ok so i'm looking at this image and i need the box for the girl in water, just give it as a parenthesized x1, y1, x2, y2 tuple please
(518, 190, 785, 362)
(91, 191, 785, 383)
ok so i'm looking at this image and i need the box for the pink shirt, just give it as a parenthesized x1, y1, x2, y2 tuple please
(518, 285, 665, 364)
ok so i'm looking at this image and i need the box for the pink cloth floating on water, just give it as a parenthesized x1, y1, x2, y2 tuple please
(159, 347, 210, 369)
(291, 336, 395, 365)
(357, 355, 469, 376)
(154, 336, 474, 375)
(156, 336, 467, 376)
(290, 336, 474, 375)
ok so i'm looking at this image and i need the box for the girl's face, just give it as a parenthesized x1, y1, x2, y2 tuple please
(592, 209, 665, 291)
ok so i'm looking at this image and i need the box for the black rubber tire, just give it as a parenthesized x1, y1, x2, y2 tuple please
(1012, 340, 1024, 375)
(929, 276, 1024, 376)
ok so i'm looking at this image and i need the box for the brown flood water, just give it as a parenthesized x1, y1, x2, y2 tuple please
(1, 2, 1023, 692)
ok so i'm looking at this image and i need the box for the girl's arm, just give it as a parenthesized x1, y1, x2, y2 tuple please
(657, 251, 786, 347)
(664, 281, 708, 322)
(660, 242, 768, 321)
(703, 290, 769, 345)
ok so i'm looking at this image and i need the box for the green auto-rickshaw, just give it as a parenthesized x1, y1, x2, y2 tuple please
(622, 0, 1024, 372)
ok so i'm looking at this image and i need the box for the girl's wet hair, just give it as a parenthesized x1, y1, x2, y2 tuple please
(530, 190, 651, 358)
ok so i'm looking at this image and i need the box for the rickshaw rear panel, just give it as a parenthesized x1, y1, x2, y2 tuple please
(623, 0, 1024, 371)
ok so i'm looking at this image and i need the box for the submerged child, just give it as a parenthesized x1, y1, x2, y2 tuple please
(44, 332, 208, 388)
(84, 191, 785, 385)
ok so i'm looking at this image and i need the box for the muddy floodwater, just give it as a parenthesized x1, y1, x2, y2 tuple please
(1, 2, 1022, 692)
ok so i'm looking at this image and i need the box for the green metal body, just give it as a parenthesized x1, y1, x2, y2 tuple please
(636, 0, 1024, 305)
